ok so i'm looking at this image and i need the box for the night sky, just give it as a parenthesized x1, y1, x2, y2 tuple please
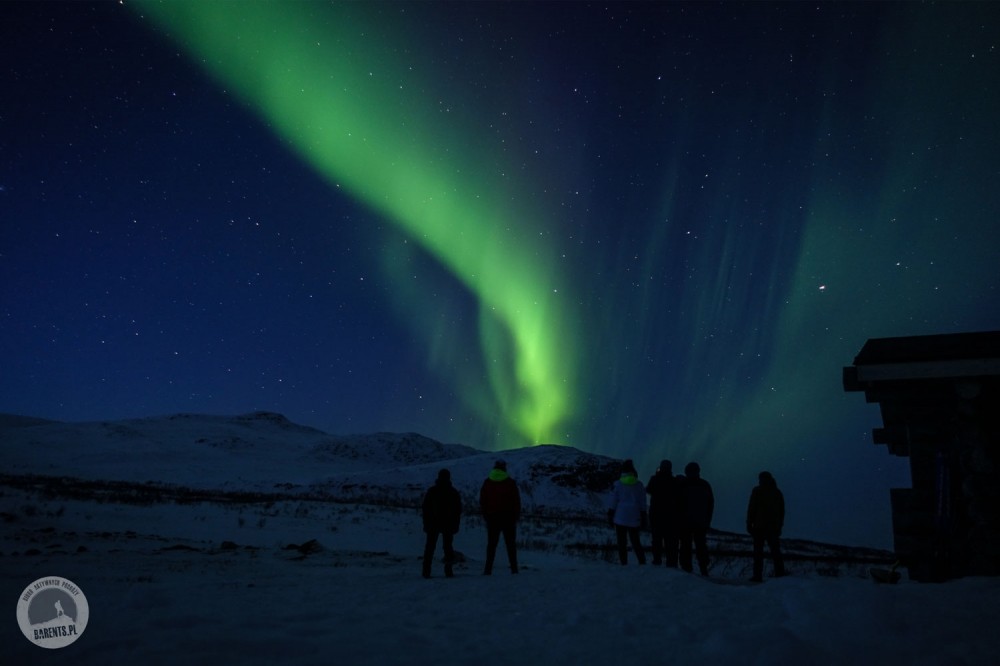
(2, 2, 998, 548)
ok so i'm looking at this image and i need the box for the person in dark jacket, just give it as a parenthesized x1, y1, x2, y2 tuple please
(646, 459, 682, 567)
(746, 470, 786, 582)
(679, 461, 714, 575)
(608, 459, 648, 565)
(422, 468, 462, 578)
(479, 459, 521, 574)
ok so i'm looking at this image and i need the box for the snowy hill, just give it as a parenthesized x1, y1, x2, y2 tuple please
(1, 412, 614, 512)
(0, 411, 621, 513)
(2, 411, 338, 486)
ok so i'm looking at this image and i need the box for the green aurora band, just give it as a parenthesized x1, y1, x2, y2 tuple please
(134, 1, 578, 445)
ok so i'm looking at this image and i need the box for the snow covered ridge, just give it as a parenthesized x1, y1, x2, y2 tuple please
(1, 411, 893, 578)
(0, 411, 623, 511)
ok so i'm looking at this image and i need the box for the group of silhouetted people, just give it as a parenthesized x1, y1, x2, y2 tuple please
(639, 459, 715, 574)
(421, 457, 786, 583)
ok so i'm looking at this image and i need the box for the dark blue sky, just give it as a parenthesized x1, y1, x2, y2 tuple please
(2, 2, 998, 547)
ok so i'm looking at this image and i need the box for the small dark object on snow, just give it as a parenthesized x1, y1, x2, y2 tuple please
(284, 539, 323, 555)
(870, 564, 901, 584)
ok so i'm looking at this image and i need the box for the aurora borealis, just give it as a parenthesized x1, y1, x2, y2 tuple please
(132, 1, 580, 446)
(2, 2, 998, 547)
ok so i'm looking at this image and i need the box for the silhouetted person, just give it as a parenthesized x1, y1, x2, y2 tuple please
(680, 461, 713, 575)
(747, 471, 786, 582)
(607, 459, 647, 565)
(646, 459, 682, 566)
(422, 468, 462, 578)
(480, 459, 521, 574)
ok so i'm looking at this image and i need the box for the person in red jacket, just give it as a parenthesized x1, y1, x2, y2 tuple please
(479, 459, 521, 574)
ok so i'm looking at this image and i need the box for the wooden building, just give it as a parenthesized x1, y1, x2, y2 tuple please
(844, 331, 1000, 581)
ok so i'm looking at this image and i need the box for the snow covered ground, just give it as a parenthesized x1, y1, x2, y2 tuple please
(3, 413, 999, 664)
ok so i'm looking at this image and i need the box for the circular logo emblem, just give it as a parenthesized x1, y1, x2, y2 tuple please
(16, 576, 89, 649)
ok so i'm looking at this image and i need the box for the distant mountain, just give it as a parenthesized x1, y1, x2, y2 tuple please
(309, 431, 482, 465)
(0, 413, 59, 429)
(0, 411, 621, 516)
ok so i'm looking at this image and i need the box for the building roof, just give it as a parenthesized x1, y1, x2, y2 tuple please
(845, 331, 1000, 386)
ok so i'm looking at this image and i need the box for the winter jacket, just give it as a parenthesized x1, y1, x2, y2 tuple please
(422, 479, 462, 535)
(683, 473, 714, 531)
(479, 469, 521, 524)
(608, 474, 648, 528)
(746, 475, 784, 536)
(646, 471, 683, 529)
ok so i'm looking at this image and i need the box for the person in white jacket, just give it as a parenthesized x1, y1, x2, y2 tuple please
(607, 459, 648, 565)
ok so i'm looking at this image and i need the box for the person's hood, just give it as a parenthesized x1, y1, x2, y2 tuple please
(488, 468, 510, 482)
